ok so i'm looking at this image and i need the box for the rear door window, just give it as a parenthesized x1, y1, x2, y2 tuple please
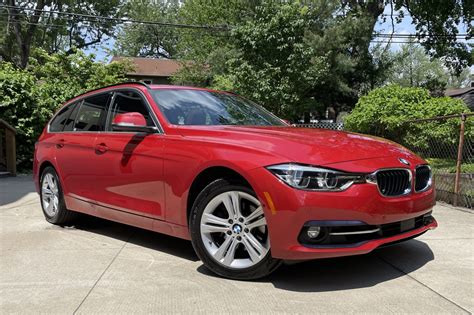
(49, 103, 76, 132)
(74, 93, 110, 132)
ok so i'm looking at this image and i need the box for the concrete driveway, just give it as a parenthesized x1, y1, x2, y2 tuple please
(1, 175, 473, 314)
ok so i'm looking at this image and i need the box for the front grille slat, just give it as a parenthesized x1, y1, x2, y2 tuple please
(415, 165, 431, 192)
(396, 170, 404, 194)
(376, 169, 411, 197)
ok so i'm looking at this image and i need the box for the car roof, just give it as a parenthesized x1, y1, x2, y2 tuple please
(148, 84, 232, 94)
(64, 82, 233, 105)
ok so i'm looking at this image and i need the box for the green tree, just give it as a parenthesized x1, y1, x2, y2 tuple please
(114, 0, 180, 58)
(386, 40, 472, 92)
(221, 3, 329, 119)
(338, 0, 473, 74)
(2, 0, 124, 68)
(0, 49, 131, 170)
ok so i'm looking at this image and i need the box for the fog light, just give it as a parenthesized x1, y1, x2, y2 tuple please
(307, 226, 321, 239)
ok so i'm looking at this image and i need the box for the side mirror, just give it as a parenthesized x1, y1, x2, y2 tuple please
(111, 112, 157, 133)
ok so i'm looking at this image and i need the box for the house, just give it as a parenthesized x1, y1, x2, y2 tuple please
(445, 85, 474, 110)
(110, 57, 182, 85)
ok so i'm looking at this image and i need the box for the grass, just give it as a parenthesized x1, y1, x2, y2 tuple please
(427, 158, 474, 174)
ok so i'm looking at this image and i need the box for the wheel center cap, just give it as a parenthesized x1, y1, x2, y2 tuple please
(232, 224, 242, 234)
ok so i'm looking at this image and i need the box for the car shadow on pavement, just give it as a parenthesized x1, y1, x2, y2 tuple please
(63, 213, 434, 292)
(197, 240, 434, 292)
(71, 214, 199, 262)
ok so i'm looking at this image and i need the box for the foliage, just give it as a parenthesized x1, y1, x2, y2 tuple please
(171, 61, 210, 87)
(344, 85, 471, 149)
(173, 2, 333, 119)
(386, 40, 472, 94)
(1, 0, 124, 68)
(175, 0, 255, 61)
(305, 4, 395, 114)
(0, 49, 131, 171)
(392, 0, 473, 73)
(219, 3, 329, 118)
(113, 0, 473, 119)
(427, 158, 474, 174)
(114, 0, 180, 58)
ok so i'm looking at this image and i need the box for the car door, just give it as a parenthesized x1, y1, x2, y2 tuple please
(54, 92, 111, 203)
(92, 89, 165, 220)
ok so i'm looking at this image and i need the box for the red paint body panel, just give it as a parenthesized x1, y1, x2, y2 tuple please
(33, 83, 437, 260)
(92, 132, 165, 218)
(113, 112, 147, 126)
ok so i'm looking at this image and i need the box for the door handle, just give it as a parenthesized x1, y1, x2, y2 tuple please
(95, 143, 109, 154)
(56, 139, 65, 149)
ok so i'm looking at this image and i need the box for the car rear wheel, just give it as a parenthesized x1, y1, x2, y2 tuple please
(190, 178, 281, 280)
(40, 166, 78, 225)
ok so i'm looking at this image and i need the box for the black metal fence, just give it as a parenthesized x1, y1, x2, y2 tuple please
(296, 122, 344, 130)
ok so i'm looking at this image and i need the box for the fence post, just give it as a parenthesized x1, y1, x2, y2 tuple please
(453, 113, 466, 207)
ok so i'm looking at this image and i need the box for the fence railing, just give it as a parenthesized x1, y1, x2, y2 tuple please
(295, 122, 344, 130)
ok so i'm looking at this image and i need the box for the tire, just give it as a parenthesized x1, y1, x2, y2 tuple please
(40, 166, 78, 225)
(189, 178, 281, 280)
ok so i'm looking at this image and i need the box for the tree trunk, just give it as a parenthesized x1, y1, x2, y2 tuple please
(8, 0, 46, 68)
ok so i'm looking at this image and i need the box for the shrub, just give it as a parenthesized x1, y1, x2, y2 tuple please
(344, 85, 471, 149)
(0, 49, 131, 171)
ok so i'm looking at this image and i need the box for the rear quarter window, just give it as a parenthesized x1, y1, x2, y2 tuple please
(49, 103, 76, 132)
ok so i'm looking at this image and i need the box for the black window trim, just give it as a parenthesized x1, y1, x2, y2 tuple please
(104, 88, 163, 134)
(47, 88, 163, 134)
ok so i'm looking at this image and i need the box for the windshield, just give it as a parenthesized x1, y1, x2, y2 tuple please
(151, 89, 285, 126)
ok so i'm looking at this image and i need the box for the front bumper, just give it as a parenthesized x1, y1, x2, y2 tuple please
(287, 218, 437, 260)
(246, 167, 437, 260)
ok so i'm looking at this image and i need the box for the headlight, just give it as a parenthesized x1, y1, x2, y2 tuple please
(266, 163, 365, 191)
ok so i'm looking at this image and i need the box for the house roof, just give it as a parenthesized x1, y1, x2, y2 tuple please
(445, 87, 474, 110)
(110, 56, 182, 77)
(445, 87, 473, 97)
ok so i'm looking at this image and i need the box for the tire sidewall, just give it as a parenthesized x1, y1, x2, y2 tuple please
(189, 178, 280, 280)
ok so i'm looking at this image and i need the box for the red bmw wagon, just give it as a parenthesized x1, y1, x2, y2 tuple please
(34, 82, 437, 279)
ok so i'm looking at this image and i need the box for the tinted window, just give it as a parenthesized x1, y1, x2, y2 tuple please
(49, 103, 75, 132)
(107, 91, 154, 131)
(63, 101, 81, 131)
(74, 93, 110, 132)
(151, 90, 284, 126)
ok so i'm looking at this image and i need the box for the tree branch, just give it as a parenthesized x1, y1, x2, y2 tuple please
(382, 1, 396, 56)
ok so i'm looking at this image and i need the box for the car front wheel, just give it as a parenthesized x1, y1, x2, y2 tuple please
(190, 178, 281, 280)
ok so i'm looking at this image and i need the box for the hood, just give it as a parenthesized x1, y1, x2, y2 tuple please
(176, 126, 422, 166)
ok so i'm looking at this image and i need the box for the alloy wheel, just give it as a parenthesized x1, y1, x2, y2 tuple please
(200, 191, 270, 269)
(42, 173, 59, 217)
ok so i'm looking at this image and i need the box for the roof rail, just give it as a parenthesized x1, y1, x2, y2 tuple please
(64, 81, 151, 104)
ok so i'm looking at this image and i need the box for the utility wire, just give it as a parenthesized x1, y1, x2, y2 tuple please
(0, 4, 230, 31)
(3, 5, 471, 37)
(1, 5, 471, 42)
